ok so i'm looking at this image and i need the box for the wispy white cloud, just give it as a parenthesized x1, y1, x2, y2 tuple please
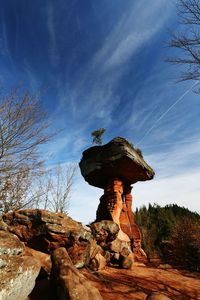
(134, 169, 200, 214)
(55, 0, 174, 140)
(145, 139, 200, 178)
(43, 135, 71, 162)
(46, 3, 59, 67)
(68, 175, 102, 224)
(93, 0, 173, 73)
(136, 81, 199, 146)
(23, 59, 39, 91)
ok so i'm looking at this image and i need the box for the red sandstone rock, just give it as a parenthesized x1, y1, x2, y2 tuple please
(80, 137, 154, 264)
(51, 247, 103, 300)
(25, 246, 51, 276)
(90, 253, 107, 271)
(0, 230, 25, 256)
(90, 220, 120, 246)
(79, 137, 154, 188)
(96, 179, 130, 242)
(1, 209, 91, 255)
(67, 240, 91, 269)
(146, 292, 172, 300)
(95, 179, 146, 260)
(81, 266, 200, 300)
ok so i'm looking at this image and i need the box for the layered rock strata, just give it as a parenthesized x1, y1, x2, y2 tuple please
(0, 209, 140, 299)
(79, 137, 155, 262)
(79, 137, 154, 188)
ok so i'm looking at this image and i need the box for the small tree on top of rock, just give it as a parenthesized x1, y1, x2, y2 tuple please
(91, 128, 106, 145)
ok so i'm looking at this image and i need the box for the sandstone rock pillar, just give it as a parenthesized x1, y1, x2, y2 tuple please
(120, 186, 147, 261)
(96, 178, 130, 241)
(79, 137, 155, 262)
(120, 186, 143, 251)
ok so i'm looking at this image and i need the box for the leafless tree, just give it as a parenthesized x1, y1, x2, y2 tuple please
(0, 167, 47, 213)
(0, 87, 52, 212)
(35, 163, 77, 213)
(168, 0, 200, 82)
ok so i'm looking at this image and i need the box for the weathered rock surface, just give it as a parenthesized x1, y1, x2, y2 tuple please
(79, 137, 154, 188)
(0, 210, 199, 300)
(0, 231, 40, 300)
(90, 221, 134, 269)
(96, 179, 131, 242)
(90, 253, 107, 271)
(0, 255, 41, 300)
(1, 209, 91, 255)
(90, 220, 120, 246)
(51, 247, 103, 300)
(79, 137, 154, 263)
(147, 292, 172, 300)
(81, 265, 200, 300)
(0, 230, 25, 255)
(25, 246, 51, 277)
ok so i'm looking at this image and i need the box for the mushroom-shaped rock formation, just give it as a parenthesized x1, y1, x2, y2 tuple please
(79, 137, 154, 188)
(79, 137, 155, 263)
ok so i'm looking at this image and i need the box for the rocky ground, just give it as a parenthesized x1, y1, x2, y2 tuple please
(0, 209, 200, 300)
(81, 265, 200, 300)
(29, 264, 200, 300)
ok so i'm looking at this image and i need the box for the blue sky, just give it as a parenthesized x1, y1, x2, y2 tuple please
(0, 0, 200, 223)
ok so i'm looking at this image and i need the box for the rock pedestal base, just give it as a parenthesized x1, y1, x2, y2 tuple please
(96, 179, 146, 261)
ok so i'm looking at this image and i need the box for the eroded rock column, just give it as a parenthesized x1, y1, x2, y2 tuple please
(119, 186, 146, 260)
(96, 178, 130, 241)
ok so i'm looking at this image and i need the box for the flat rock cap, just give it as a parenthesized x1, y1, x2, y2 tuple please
(79, 137, 154, 188)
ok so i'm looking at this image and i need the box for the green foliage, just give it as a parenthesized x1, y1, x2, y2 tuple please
(91, 128, 106, 145)
(135, 204, 200, 271)
(171, 218, 200, 271)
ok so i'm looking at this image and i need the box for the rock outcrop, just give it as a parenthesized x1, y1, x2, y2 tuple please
(79, 137, 155, 263)
(0, 231, 40, 300)
(79, 137, 154, 188)
(0, 209, 91, 264)
(90, 220, 134, 269)
(0, 209, 199, 300)
(51, 247, 103, 300)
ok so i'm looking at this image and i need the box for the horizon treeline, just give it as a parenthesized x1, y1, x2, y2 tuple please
(135, 203, 200, 272)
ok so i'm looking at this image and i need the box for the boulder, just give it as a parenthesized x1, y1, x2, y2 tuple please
(0, 231, 40, 300)
(0, 255, 41, 300)
(67, 240, 90, 269)
(109, 238, 132, 254)
(90, 253, 107, 271)
(119, 253, 134, 269)
(90, 220, 120, 246)
(90, 221, 134, 269)
(1, 209, 91, 254)
(79, 137, 154, 188)
(51, 247, 103, 300)
(109, 238, 134, 269)
(0, 230, 24, 255)
(25, 246, 51, 277)
(146, 292, 172, 300)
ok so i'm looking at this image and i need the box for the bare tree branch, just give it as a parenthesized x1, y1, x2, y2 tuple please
(34, 164, 77, 213)
(0, 87, 53, 212)
(168, 0, 200, 84)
